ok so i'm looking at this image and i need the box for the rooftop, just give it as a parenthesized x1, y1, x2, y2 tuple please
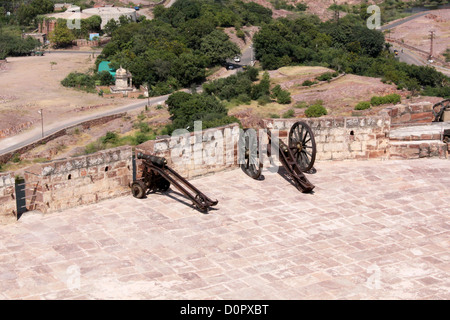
(0, 159, 448, 299)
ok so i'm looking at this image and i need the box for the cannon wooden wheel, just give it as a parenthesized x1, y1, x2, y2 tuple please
(240, 128, 263, 179)
(288, 121, 316, 173)
(131, 180, 147, 199)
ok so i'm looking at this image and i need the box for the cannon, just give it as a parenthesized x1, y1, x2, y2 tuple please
(131, 152, 218, 212)
(432, 99, 450, 122)
(239, 121, 316, 193)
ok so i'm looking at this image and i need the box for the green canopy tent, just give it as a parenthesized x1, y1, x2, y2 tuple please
(98, 61, 116, 78)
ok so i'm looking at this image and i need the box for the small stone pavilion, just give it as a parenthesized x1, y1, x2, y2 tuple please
(110, 66, 135, 95)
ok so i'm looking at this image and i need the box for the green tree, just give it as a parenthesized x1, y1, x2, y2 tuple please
(251, 71, 270, 100)
(104, 19, 118, 36)
(50, 21, 75, 48)
(0, 34, 39, 59)
(200, 29, 240, 66)
(16, 0, 54, 26)
(16, 4, 37, 26)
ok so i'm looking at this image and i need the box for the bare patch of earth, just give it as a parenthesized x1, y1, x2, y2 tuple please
(0, 53, 124, 138)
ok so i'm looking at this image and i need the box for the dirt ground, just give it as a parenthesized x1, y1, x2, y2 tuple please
(389, 9, 450, 61)
(0, 53, 125, 138)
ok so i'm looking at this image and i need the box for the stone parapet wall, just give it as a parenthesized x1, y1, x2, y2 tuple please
(381, 102, 434, 127)
(0, 172, 17, 224)
(389, 141, 447, 160)
(136, 123, 241, 179)
(261, 116, 391, 161)
(21, 146, 133, 214)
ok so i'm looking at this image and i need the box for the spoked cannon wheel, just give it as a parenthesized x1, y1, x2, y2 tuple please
(432, 99, 450, 122)
(288, 121, 316, 173)
(239, 128, 263, 179)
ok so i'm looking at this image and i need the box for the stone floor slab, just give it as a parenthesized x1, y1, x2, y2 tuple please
(0, 159, 449, 299)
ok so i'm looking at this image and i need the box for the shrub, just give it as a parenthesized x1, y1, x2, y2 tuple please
(302, 80, 318, 87)
(305, 104, 327, 118)
(257, 95, 271, 106)
(354, 101, 371, 110)
(100, 131, 119, 145)
(269, 113, 280, 118)
(282, 109, 295, 118)
(271, 84, 291, 104)
(61, 72, 96, 92)
(370, 93, 401, 106)
(385, 93, 401, 104)
(276, 90, 292, 104)
(317, 72, 334, 82)
(370, 96, 384, 106)
(237, 93, 251, 104)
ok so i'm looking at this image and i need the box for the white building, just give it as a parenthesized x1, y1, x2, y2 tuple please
(82, 7, 137, 29)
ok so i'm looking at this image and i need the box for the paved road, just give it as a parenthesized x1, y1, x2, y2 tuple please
(390, 47, 425, 66)
(380, 11, 430, 31)
(390, 46, 450, 76)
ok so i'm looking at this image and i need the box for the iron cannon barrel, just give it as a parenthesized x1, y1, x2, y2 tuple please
(137, 152, 167, 167)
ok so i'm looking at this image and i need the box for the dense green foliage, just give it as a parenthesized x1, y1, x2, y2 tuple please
(61, 71, 114, 92)
(165, 91, 239, 133)
(317, 71, 339, 82)
(49, 19, 76, 48)
(0, 32, 40, 59)
(271, 85, 291, 104)
(95, 0, 273, 95)
(354, 101, 371, 110)
(202, 67, 261, 102)
(16, 0, 54, 26)
(370, 93, 402, 106)
(253, 13, 450, 98)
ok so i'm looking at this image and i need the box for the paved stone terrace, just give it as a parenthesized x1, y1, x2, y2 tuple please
(0, 159, 449, 300)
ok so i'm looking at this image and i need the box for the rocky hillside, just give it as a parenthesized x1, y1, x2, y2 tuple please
(247, 0, 400, 20)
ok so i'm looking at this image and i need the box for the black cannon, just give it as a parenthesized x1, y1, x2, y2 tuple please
(239, 121, 316, 193)
(131, 152, 218, 212)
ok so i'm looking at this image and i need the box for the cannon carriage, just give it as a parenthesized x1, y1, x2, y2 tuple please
(131, 152, 218, 212)
(239, 121, 317, 193)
